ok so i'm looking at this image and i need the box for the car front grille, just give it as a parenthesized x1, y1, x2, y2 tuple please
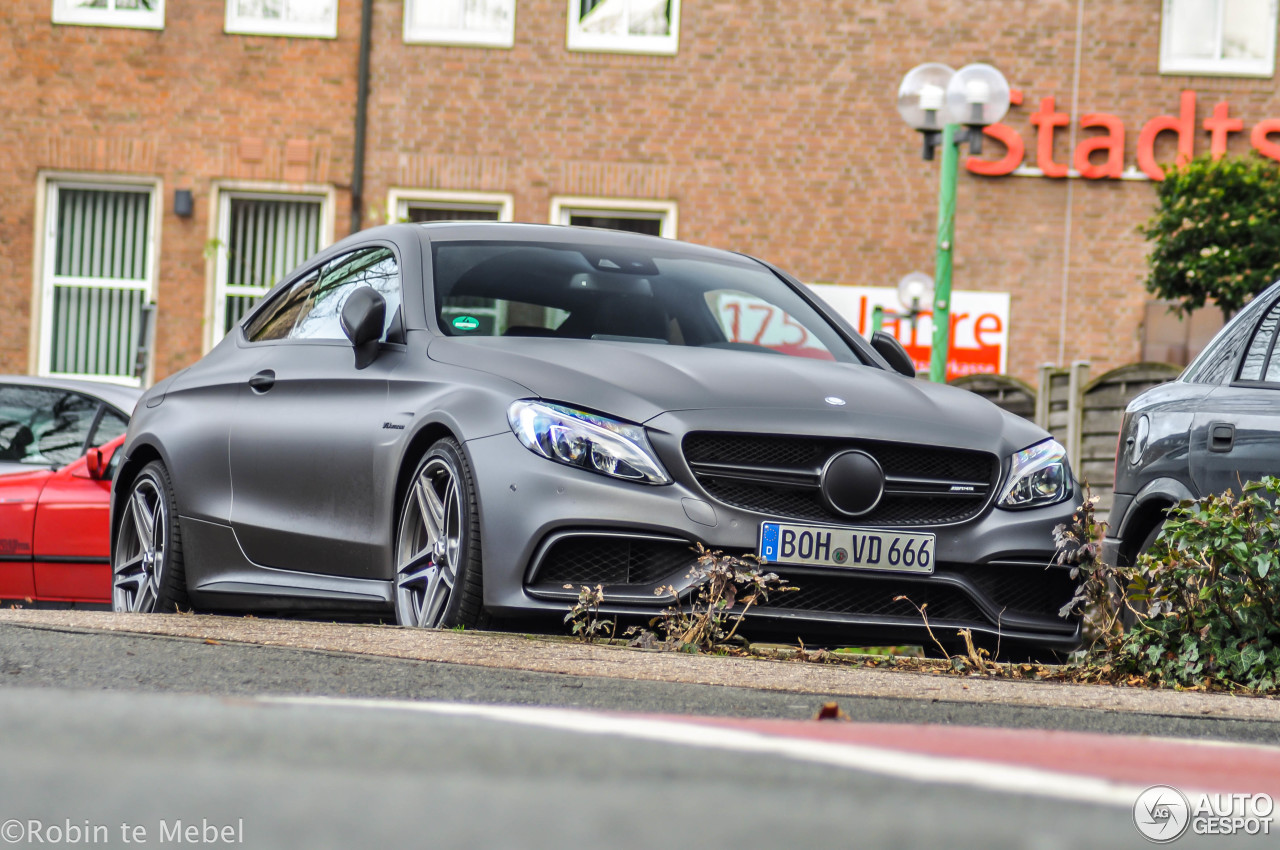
(754, 563, 1076, 633)
(529, 534, 695, 588)
(682, 432, 999, 527)
(962, 561, 1078, 621)
(524, 530, 1075, 636)
(760, 575, 986, 623)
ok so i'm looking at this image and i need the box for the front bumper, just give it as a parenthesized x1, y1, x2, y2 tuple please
(465, 429, 1081, 650)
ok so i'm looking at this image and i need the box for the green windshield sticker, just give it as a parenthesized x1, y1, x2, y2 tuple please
(452, 315, 481, 332)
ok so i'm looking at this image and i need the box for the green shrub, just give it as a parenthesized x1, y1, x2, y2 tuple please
(1142, 154, 1280, 319)
(1113, 479, 1280, 691)
(1062, 478, 1280, 691)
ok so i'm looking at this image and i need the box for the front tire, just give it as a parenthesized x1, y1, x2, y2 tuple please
(393, 438, 485, 629)
(112, 460, 189, 613)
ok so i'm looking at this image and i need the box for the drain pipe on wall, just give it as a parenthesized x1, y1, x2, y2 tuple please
(349, 0, 373, 236)
(1056, 0, 1086, 365)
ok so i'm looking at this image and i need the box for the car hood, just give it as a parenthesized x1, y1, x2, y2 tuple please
(429, 337, 1046, 454)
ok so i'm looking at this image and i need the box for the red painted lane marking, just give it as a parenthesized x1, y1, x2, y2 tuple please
(682, 717, 1280, 797)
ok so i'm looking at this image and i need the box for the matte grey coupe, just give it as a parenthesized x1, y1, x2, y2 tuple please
(111, 222, 1080, 654)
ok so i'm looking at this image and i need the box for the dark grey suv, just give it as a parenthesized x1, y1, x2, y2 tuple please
(1105, 280, 1280, 565)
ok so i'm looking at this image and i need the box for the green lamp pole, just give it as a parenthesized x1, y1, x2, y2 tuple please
(896, 62, 1010, 384)
(930, 121, 959, 384)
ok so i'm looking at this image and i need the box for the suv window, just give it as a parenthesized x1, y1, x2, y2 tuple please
(0, 386, 98, 466)
(1183, 292, 1277, 385)
(291, 248, 401, 341)
(1239, 301, 1280, 382)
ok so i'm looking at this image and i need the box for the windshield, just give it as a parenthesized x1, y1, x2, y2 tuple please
(430, 240, 859, 362)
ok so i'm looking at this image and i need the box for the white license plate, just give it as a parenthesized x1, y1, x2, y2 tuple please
(758, 521, 935, 574)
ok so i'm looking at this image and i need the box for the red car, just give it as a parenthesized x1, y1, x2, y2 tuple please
(0, 435, 123, 606)
(0, 377, 140, 605)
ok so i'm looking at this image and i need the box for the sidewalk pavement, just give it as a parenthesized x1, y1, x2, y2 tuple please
(1, 608, 1276, 724)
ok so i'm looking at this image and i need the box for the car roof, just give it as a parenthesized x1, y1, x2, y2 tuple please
(0, 375, 143, 417)
(331, 221, 758, 265)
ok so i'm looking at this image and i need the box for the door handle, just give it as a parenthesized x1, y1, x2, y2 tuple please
(248, 370, 276, 393)
(1208, 422, 1235, 453)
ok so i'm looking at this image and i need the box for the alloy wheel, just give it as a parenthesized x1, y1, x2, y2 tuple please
(395, 457, 463, 628)
(113, 474, 167, 613)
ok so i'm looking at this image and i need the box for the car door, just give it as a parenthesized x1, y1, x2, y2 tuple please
(228, 245, 405, 578)
(1190, 295, 1280, 497)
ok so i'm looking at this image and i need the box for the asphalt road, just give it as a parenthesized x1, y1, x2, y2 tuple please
(0, 623, 1276, 849)
(0, 686, 1224, 850)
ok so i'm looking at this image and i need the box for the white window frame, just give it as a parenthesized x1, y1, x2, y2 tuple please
(52, 0, 166, 30)
(31, 172, 163, 388)
(566, 0, 679, 55)
(403, 0, 517, 48)
(1160, 0, 1278, 77)
(388, 188, 514, 223)
(224, 0, 339, 39)
(206, 181, 335, 352)
(551, 196, 677, 238)
(393, 190, 514, 332)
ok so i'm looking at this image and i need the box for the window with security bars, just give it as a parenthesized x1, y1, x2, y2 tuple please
(216, 195, 324, 341)
(40, 184, 155, 383)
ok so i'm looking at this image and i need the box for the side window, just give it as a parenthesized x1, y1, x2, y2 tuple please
(244, 268, 322, 343)
(1183, 298, 1269, 384)
(1238, 301, 1280, 381)
(291, 248, 402, 342)
(89, 407, 130, 448)
(0, 386, 97, 465)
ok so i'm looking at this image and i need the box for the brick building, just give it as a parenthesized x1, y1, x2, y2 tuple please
(3, 0, 1277, 387)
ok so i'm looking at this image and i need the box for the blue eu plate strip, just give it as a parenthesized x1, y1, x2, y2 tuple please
(758, 523, 779, 563)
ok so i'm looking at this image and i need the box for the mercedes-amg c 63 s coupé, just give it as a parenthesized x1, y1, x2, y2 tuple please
(111, 222, 1081, 654)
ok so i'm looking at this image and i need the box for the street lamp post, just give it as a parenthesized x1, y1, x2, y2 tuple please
(896, 63, 1011, 383)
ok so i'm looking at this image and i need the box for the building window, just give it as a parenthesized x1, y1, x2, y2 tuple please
(212, 188, 332, 347)
(403, 0, 516, 47)
(551, 196, 677, 238)
(388, 189, 513, 223)
(225, 0, 338, 39)
(1160, 0, 1277, 77)
(36, 178, 159, 386)
(52, 0, 165, 30)
(389, 190, 512, 331)
(566, 0, 679, 55)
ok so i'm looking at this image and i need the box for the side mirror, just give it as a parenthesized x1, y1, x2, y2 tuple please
(340, 287, 386, 369)
(871, 331, 916, 378)
(71, 447, 109, 481)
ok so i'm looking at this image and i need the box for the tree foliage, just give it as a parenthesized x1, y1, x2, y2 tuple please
(1141, 154, 1280, 318)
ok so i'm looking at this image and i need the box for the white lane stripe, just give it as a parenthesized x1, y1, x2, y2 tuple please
(261, 696, 1154, 809)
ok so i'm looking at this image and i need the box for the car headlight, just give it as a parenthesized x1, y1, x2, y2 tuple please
(998, 438, 1070, 509)
(507, 400, 671, 485)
